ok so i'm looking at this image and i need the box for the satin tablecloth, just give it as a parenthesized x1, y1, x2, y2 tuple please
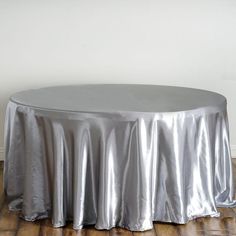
(4, 84, 236, 231)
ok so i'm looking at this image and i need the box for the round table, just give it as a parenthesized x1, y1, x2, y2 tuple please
(4, 84, 236, 231)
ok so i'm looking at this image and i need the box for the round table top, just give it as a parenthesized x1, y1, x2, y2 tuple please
(10, 84, 226, 113)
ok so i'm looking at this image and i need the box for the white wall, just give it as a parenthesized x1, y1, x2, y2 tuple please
(0, 0, 236, 160)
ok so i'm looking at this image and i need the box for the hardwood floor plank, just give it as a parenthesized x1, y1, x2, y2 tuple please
(154, 223, 179, 236)
(177, 220, 203, 236)
(86, 228, 109, 236)
(0, 203, 18, 231)
(222, 218, 236, 235)
(110, 227, 133, 236)
(201, 216, 228, 236)
(218, 207, 236, 218)
(0, 231, 16, 236)
(40, 227, 64, 236)
(40, 219, 64, 236)
(63, 228, 86, 236)
(218, 208, 236, 235)
(16, 219, 40, 236)
(133, 228, 156, 236)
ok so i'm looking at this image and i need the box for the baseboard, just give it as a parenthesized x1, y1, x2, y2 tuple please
(232, 145, 236, 158)
(0, 147, 4, 161)
(0, 145, 236, 160)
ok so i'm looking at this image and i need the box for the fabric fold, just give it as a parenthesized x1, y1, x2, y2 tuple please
(4, 99, 236, 231)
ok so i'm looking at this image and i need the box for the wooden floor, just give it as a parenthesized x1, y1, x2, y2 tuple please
(1, 161, 236, 236)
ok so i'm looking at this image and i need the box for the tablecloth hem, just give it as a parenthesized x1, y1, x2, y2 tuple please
(6, 203, 235, 231)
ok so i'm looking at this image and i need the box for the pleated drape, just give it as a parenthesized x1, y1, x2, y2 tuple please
(4, 101, 236, 231)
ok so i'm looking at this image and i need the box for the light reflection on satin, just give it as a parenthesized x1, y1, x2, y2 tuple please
(4, 85, 236, 231)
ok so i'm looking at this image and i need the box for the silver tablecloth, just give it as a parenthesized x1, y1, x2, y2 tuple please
(4, 84, 236, 231)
